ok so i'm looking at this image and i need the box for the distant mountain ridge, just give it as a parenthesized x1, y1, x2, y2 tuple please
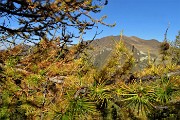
(88, 35, 161, 70)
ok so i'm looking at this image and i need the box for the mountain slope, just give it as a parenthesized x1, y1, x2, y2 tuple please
(88, 35, 161, 70)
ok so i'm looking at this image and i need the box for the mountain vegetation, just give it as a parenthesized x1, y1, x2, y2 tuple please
(0, 0, 180, 120)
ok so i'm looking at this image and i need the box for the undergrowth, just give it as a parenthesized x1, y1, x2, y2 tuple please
(0, 35, 180, 120)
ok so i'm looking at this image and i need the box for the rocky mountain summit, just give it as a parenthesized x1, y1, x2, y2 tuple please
(88, 35, 161, 70)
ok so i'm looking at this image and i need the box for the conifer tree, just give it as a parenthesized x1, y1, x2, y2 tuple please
(0, 0, 114, 46)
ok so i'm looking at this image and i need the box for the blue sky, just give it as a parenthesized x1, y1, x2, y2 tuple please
(83, 0, 180, 42)
(1, 0, 179, 45)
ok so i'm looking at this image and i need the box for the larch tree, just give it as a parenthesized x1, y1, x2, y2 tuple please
(0, 0, 115, 47)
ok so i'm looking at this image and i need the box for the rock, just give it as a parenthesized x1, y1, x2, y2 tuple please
(48, 76, 65, 83)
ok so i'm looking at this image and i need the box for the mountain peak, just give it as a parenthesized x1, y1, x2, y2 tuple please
(89, 35, 161, 69)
